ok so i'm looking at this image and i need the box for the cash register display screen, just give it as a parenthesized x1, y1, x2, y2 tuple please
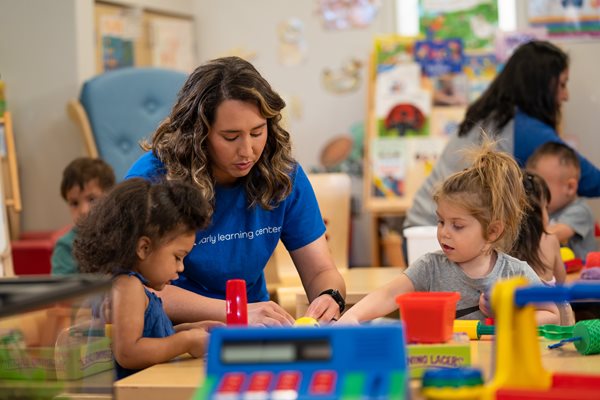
(221, 339, 331, 364)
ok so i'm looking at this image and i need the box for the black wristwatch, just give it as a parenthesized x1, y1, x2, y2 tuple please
(319, 289, 345, 313)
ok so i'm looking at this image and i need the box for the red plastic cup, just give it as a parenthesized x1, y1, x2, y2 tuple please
(395, 292, 460, 343)
(226, 279, 248, 325)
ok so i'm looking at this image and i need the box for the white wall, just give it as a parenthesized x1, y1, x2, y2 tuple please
(0, 0, 194, 234)
(194, 0, 396, 266)
(0, 0, 89, 232)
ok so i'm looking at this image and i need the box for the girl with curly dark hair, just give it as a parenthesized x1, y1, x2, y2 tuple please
(126, 56, 345, 325)
(74, 178, 223, 379)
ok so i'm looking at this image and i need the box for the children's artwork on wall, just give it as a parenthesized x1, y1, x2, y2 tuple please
(370, 137, 407, 197)
(429, 106, 466, 137)
(99, 14, 136, 71)
(494, 28, 548, 64)
(321, 58, 364, 94)
(316, 0, 381, 30)
(375, 63, 431, 137)
(149, 18, 195, 72)
(528, 0, 600, 38)
(278, 18, 308, 66)
(419, 0, 499, 52)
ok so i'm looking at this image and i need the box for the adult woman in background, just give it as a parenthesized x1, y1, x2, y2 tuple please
(126, 56, 345, 325)
(405, 40, 600, 234)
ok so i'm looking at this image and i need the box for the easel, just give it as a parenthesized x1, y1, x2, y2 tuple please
(0, 112, 16, 275)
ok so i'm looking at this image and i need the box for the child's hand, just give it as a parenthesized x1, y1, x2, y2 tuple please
(335, 313, 360, 325)
(176, 320, 224, 332)
(479, 291, 492, 317)
(187, 328, 210, 358)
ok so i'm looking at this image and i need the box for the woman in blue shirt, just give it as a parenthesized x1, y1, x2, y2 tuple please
(127, 56, 345, 325)
(406, 40, 600, 230)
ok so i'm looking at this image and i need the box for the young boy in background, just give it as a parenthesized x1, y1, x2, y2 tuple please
(51, 157, 115, 275)
(526, 142, 598, 260)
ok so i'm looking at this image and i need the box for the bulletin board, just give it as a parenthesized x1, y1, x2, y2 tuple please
(363, 35, 458, 216)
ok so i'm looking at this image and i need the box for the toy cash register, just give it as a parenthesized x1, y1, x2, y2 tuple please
(195, 324, 409, 399)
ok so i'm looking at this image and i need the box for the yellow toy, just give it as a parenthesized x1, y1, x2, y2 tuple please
(294, 317, 319, 327)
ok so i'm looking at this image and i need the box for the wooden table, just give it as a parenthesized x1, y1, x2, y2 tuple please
(114, 339, 600, 400)
(275, 266, 404, 318)
(293, 269, 583, 317)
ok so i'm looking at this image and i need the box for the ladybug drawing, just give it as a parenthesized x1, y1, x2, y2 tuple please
(384, 103, 426, 136)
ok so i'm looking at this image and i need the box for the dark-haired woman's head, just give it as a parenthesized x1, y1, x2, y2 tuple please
(459, 40, 569, 136)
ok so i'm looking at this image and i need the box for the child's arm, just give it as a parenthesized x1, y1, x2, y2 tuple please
(174, 320, 224, 332)
(547, 223, 575, 245)
(337, 273, 415, 324)
(534, 302, 560, 325)
(112, 276, 209, 370)
(548, 234, 567, 284)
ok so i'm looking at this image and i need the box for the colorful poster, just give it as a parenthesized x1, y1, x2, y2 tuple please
(419, 0, 499, 52)
(99, 14, 135, 71)
(529, 0, 600, 37)
(414, 38, 464, 77)
(371, 137, 407, 197)
(322, 58, 364, 94)
(373, 35, 417, 73)
(375, 63, 431, 137)
(463, 53, 498, 102)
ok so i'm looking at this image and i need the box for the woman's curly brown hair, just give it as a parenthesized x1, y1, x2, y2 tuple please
(142, 56, 296, 218)
(73, 178, 210, 275)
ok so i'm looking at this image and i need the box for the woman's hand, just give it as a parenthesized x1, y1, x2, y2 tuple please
(304, 294, 340, 323)
(247, 301, 295, 326)
(335, 313, 359, 325)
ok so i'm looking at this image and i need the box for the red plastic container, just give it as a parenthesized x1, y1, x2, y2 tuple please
(226, 279, 248, 325)
(395, 292, 460, 343)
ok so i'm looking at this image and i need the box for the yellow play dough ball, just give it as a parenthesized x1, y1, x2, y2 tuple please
(560, 247, 575, 262)
(294, 317, 320, 327)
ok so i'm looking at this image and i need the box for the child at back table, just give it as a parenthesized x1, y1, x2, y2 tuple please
(73, 178, 224, 380)
(338, 142, 559, 325)
(52, 157, 115, 275)
(511, 171, 574, 325)
(526, 142, 598, 260)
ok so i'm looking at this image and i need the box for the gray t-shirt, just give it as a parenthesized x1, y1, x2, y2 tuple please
(404, 251, 541, 321)
(404, 121, 514, 228)
(550, 197, 598, 260)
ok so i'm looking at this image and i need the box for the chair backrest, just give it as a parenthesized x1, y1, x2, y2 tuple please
(75, 67, 187, 180)
(269, 173, 352, 284)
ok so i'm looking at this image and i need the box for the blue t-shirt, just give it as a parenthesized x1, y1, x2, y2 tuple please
(125, 152, 325, 302)
(513, 110, 600, 197)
